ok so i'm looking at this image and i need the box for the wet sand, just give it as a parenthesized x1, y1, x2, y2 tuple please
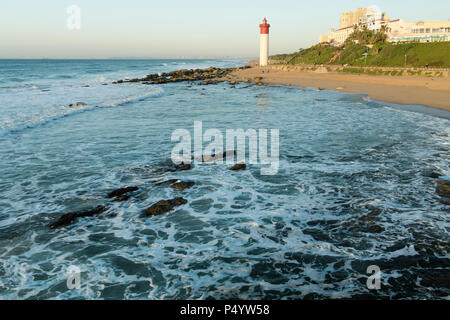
(230, 67, 450, 112)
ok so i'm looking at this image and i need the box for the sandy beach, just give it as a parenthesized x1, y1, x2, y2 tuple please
(230, 66, 450, 112)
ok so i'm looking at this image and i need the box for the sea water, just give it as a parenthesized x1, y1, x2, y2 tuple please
(0, 59, 448, 299)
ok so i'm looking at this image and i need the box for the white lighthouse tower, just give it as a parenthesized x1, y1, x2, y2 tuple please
(259, 18, 270, 67)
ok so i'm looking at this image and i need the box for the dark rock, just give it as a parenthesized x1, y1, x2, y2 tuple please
(170, 181, 195, 191)
(142, 198, 187, 217)
(153, 162, 191, 175)
(49, 213, 78, 229)
(155, 179, 179, 186)
(113, 194, 130, 202)
(422, 170, 442, 179)
(197, 150, 235, 163)
(76, 205, 107, 218)
(143, 200, 173, 216)
(368, 225, 385, 233)
(112, 66, 249, 86)
(168, 197, 188, 206)
(175, 163, 191, 171)
(231, 163, 246, 171)
(49, 205, 107, 229)
(436, 179, 450, 196)
(69, 102, 87, 108)
(107, 186, 139, 198)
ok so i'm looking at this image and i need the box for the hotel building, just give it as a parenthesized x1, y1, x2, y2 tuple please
(319, 8, 450, 45)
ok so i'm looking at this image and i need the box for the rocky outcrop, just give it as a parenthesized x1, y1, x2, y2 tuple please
(142, 198, 188, 217)
(49, 205, 107, 229)
(113, 66, 250, 85)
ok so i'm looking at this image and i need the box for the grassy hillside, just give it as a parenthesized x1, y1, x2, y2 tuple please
(271, 42, 450, 68)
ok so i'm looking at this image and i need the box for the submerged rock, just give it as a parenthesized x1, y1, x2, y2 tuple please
(113, 194, 130, 202)
(231, 163, 246, 171)
(196, 150, 235, 163)
(49, 205, 107, 229)
(107, 186, 139, 198)
(155, 179, 179, 186)
(142, 198, 188, 217)
(49, 213, 77, 229)
(175, 163, 191, 171)
(169, 197, 188, 206)
(422, 170, 443, 179)
(170, 181, 195, 191)
(152, 162, 192, 175)
(143, 200, 173, 216)
(436, 179, 450, 197)
(69, 102, 87, 108)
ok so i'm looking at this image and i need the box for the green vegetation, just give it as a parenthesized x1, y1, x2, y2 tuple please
(271, 24, 450, 68)
(273, 45, 339, 65)
(346, 24, 390, 45)
(335, 67, 444, 77)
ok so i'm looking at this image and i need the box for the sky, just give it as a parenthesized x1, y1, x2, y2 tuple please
(1, 0, 449, 59)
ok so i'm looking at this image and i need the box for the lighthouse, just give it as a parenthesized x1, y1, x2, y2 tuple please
(259, 18, 270, 67)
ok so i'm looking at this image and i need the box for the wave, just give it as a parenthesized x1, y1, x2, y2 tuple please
(0, 86, 164, 137)
(98, 87, 164, 108)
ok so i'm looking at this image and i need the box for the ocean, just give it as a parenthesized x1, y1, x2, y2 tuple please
(0, 59, 448, 299)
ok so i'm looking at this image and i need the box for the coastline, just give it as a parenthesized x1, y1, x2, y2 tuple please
(229, 66, 450, 113)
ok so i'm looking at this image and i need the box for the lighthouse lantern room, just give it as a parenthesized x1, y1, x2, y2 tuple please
(259, 18, 270, 67)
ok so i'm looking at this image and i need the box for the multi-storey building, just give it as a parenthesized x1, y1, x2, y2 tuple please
(319, 8, 450, 45)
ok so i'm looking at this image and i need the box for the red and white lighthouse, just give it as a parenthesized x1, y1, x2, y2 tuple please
(259, 18, 270, 67)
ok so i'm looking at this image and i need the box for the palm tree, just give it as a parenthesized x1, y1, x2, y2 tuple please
(380, 24, 391, 35)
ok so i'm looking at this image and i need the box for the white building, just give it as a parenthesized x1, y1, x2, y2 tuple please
(319, 8, 450, 45)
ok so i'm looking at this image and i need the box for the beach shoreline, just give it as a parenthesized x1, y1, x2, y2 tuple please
(229, 66, 450, 112)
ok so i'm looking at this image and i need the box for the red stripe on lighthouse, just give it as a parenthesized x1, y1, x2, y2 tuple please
(259, 18, 270, 34)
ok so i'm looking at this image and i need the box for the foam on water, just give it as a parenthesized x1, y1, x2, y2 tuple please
(0, 59, 448, 299)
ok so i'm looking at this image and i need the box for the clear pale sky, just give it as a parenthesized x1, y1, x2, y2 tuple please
(1, 0, 449, 59)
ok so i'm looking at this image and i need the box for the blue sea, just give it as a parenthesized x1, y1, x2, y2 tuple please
(0, 59, 448, 299)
